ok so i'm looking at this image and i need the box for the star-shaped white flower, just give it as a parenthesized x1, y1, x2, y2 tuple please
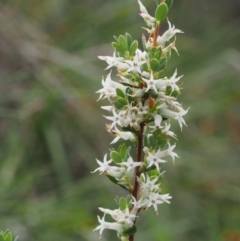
(146, 192, 172, 214)
(98, 52, 124, 70)
(146, 150, 166, 172)
(149, 114, 163, 131)
(121, 155, 142, 173)
(156, 142, 179, 162)
(104, 109, 124, 128)
(156, 69, 182, 93)
(96, 72, 127, 100)
(142, 72, 162, 92)
(125, 54, 146, 74)
(92, 154, 125, 178)
(92, 154, 112, 174)
(157, 20, 183, 46)
(106, 126, 136, 144)
(158, 103, 189, 130)
(93, 215, 123, 238)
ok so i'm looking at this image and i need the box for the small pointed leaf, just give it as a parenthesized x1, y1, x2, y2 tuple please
(110, 151, 122, 164)
(118, 35, 128, 51)
(124, 146, 131, 161)
(119, 144, 126, 159)
(125, 32, 132, 48)
(112, 42, 124, 54)
(119, 197, 127, 210)
(129, 40, 138, 56)
(116, 88, 125, 98)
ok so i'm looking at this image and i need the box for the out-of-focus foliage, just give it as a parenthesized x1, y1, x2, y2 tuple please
(0, 0, 239, 241)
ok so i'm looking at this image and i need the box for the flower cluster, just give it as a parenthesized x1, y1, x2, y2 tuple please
(93, 0, 188, 240)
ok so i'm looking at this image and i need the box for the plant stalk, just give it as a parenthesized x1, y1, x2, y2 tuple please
(129, 122, 145, 241)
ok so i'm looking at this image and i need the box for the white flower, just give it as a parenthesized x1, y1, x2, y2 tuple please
(162, 37, 179, 55)
(158, 103, 189, 130)
(92, 154, 112, 174)
(124, 54, 146, 74)
(121, 155, 142, 178)
(92, 154, 126, 178)
(138, 0, 148, 14)
(146, 192, 172, 214)
(161, 122, 177, 139)
(149, 114, 163, 131)
(139, 13, 156, 28)
(106, 126, 136, 144)
(98, 207, 136, 227)
(131, 196, 148, 215)
(96, 72, 127, 100)
(138, 175, 160, 196)
(116, 207, 136, 227)
(98, 52, 124, 70)
(156, 69, 182, 93)
(94, 215, 124, 238)
(146, 150, 166, 172)
(101, 105, 114, 112)
(104, 109, 124, 128)
(138, 0, 156, 27)
(129, 102, 149, 117)
(157, 20, 183, 46)
(156, 142, 179, 162)
(125, 111, 142, 130)
(142, 72, 162, 92)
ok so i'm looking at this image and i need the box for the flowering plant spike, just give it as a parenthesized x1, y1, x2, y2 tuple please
(94, 0, 188, 240)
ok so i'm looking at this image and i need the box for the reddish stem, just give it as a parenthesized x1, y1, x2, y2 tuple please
(129, 122, 145, 241)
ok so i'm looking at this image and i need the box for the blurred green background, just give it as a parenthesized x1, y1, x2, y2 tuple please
(0, 0, 240, 240)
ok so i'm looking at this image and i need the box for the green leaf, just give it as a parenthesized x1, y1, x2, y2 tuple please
(118, 35, 128, 51)
(113, 35, 119, 42)
(119, 197, 127, 210)
(165, 0, 173, 9)
(5, 232, 12, 241)
(110, 151, 122, 164)
(141, 63, 148, 72)
(106, 175, 118, 184)
(119, 143, 126, 159)
(125, 32, 132, 48)
(150, 58, 160, 72)
(0, 234, 5, 241)
(150, 169, 159, 176)
(116, 88, 125, 98)
(124, 146, 131, 161)
(155, 3, 168, 22)
(112, 42, 124, 54)
(149, 135, 158, 147)
(125, 195, 132, 206)
(123, 225, 137, 235)
(113, 101, 125, 110)
(117, 97, 128, 106)
(129, 40, 138, 56)
(158, 57, 167, 70)
(152, 129, 162, 138)
(166, 86, 179, 97)
(154, 50, 161, 60)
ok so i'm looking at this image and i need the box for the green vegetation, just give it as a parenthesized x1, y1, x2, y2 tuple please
(0, 0, 239, 240)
